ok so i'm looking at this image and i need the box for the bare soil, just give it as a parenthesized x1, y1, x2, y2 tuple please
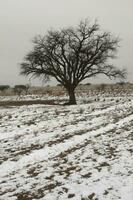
(0, 100, 57, 107)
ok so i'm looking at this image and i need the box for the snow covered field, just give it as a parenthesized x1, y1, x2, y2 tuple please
(0, 93, 133, 200)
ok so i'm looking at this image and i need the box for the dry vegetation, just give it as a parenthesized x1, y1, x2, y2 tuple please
(0, 83, 133, 104)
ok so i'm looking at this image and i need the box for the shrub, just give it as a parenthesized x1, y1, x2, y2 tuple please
(85, 83, 91, 86)
(13, 84, 30, 95)
(0, 85, 10, 92)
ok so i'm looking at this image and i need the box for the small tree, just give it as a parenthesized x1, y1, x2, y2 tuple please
(13, 85, 30, 96)
(20, 19, 126, 104)
(0, 85, 10, 93)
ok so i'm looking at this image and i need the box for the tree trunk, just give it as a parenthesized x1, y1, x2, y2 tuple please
(67, 89, 76, 105)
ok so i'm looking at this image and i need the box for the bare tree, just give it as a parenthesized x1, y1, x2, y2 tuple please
(20, 19, 126, 104)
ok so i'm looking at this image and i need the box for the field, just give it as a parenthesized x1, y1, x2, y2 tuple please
(0, 85, 133, 200)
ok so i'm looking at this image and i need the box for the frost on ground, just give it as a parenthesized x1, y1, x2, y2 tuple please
(0, 94, 133, 200)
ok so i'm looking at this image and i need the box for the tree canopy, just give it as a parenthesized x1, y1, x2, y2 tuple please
(20, 19, 126, 104)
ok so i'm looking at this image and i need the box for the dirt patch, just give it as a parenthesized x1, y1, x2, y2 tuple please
(0, 100, 57, 107)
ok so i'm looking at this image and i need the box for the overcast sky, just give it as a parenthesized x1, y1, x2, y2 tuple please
(0, 0, 133, 86)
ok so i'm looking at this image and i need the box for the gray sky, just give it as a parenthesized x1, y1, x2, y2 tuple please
(0, 0, 133, 86)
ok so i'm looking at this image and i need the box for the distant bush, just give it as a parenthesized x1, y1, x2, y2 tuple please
(57, 83, 62, 87)
(116, 81, 126, 86)
(13, 84, 30, 95)
(85, 83, 91, 86)
(0, 85, 10, 92)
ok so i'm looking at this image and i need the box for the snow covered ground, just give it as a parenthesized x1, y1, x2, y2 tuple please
(0, 94, 133, 200)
